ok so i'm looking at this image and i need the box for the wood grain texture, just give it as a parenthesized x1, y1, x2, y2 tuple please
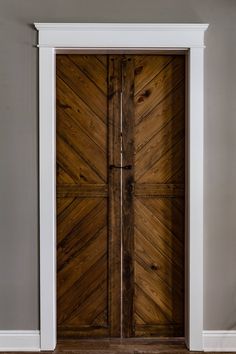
(56, 54, 185, 339)
(121, 56, 135, 338)
(133, 55, 186, 338)
(108, 55, 122, 337)
(56, 55, 121, 338)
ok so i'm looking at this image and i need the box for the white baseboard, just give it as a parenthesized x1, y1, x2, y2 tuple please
(0, 329, 235, 352)
(0, 331, 40, 351)
(203, 330, 236, 352)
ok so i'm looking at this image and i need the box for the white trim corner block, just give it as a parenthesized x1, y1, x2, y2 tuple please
(203, 331, 236, 352)
(34, 22, 208, 351)
(0, 331, 40, 351)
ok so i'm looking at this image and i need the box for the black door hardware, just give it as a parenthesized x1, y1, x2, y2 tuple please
(109, 164, 132, 170)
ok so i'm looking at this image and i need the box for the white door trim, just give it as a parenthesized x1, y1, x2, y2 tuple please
(0, 331, 40, 352)
(34, 22, 208, 351)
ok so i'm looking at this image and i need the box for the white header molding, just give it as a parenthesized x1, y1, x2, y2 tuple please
(34, 23, 208, 49)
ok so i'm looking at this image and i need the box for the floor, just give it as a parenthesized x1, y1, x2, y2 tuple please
(35, 339, 230, 354)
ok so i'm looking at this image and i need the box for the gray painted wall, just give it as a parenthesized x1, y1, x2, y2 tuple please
(0, 0, 236, 331)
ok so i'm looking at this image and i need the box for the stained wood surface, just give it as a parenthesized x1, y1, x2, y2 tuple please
(132, 55, 185, 337)
(56, 54, 121, 338)
(121, 56, 135, 338)
(56, 54, 185, 339)
(108, 55, 122, 337)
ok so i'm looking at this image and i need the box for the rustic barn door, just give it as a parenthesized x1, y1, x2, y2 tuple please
(56, 54, 185, 339)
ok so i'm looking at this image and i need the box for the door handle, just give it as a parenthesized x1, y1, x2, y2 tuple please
(109, 164, 132, 170)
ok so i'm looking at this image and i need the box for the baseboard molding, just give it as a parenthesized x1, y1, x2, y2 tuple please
(203, 330, 236, 352)
(0, 331, 40, 351)
(0, 329, 235, 352)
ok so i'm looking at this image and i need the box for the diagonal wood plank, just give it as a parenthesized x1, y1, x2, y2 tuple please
(135, 261, 174, 321)
(134, 55, 174, 96)
(57, 76, 107, 152)
(135, 112, 185, 182)
(134, 198, 184, 271)
(135, 284, 171, 324)
(69, 55, 107, 95)
(57, 107, 107, 182)
(58, 228, 107, 307)
(57, 164, 75, 184)
(57, 197, 102, 245)
(58, 255, 107, 325)
(135, 226, 184, 293)
(57, 135, 103, 184)
(57, 197, 75, 217)
(134, 56, 185, 123)
(138, 137, 185, 184)
(57, 55, 107, 121)
(68, 279, 107, 325)
(135, 82, 185, 153)
(58, 199, 107, 266)
(141, 198, 185, 242)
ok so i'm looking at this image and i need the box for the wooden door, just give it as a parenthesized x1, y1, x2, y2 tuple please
(121, 55, 185, 337)
(56, 54, 185, 339)
(56, 55, 121, 338)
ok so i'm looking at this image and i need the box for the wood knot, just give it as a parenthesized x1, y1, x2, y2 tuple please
(137, 89, 151, 103)
(135, 66, 143, 75)
(150, 263, 158, 271)
(58, 102, 71, 110)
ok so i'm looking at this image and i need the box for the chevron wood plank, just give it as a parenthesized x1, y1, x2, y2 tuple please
(134, 56, 185, 123)
(134, 284, 170, 324)
(57, 197, 102, 245)
(134, 199, 184, 270)
(57, 76, 107, 152)
(57, 55, 107, 121)
(68, 55, 107, 94)
(58, 254, 108, 324)
(57, 197, 74, 216)
(57, 134, 103, 184)
(135, 83, 185, 153)
(135, 113, 185, 182)
(57, 224, 107, 294)
(141, 198, 185, 242)
(134, 226, 184, 293)
(134, 55, 174, 95)
(57, 107, 107, 182)
(135, 261, 175, 320)
(68, 278, 107, 325)
(137, 137, 185, 184)
(57, 164, 75, 184)
(58, 199, 107, 271)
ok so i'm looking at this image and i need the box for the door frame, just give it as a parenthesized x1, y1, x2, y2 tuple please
(34, 22, 208, 351)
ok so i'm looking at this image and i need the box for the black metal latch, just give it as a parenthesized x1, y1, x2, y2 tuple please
(109, 164, 132, 170)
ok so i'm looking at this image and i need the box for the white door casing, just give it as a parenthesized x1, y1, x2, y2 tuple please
(34, 23, 208, 351)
